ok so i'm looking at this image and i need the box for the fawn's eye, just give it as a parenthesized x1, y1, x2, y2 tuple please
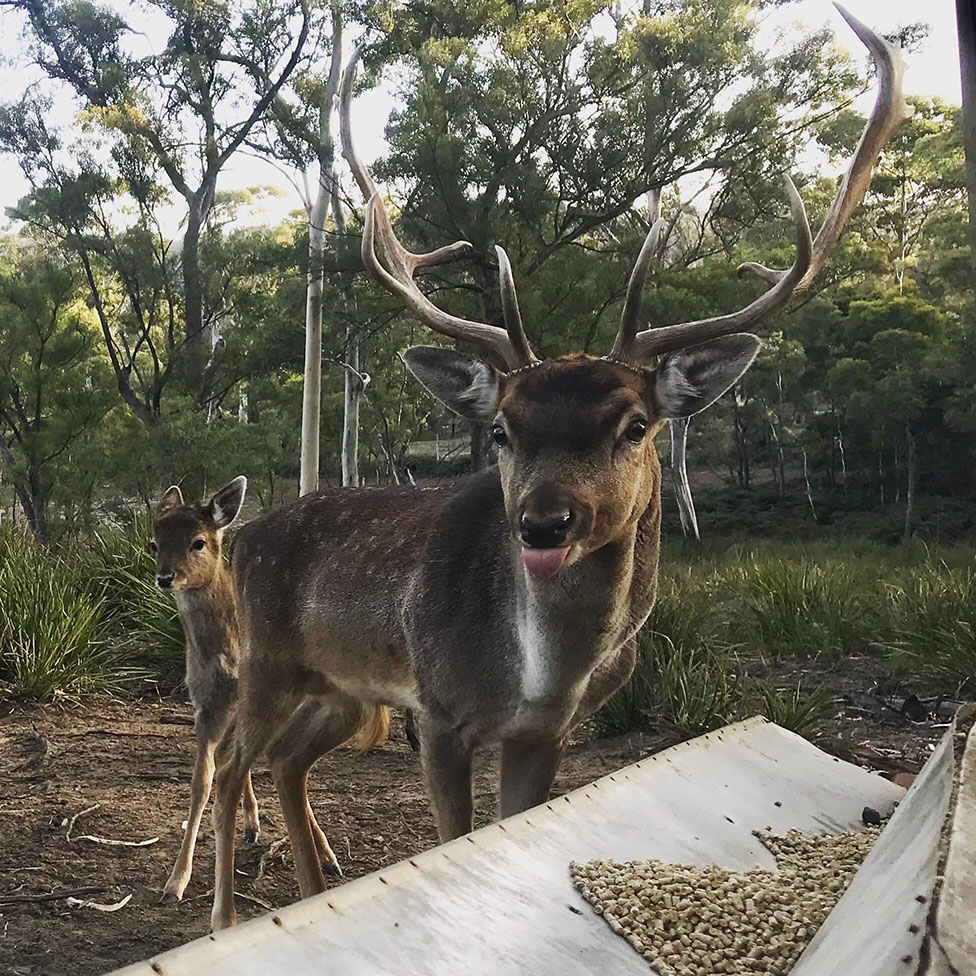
(491, 424, 508, 447)
(149, 540, 157, 553)
(192, 539, 206, 551)
(625, 418, 648, 443)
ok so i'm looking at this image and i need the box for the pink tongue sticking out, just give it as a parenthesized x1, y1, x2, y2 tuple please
(521, 546, 570, 579)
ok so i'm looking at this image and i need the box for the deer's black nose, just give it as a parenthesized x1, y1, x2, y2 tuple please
(520, 509, 573, 549)
(156, 573, 175, 590)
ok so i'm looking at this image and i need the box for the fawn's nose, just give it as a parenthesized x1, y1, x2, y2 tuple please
(155, 572, 175, 590)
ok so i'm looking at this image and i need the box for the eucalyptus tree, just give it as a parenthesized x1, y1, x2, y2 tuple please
(2, 0, 311, 407)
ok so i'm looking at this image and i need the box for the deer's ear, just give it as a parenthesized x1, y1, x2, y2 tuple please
(653, 334, 760, 419)
(403, 347, 502, 424)
(156, 486, 184, 517)
(206, 476, 247, 529)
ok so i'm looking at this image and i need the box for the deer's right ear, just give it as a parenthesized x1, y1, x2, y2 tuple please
(403, 347, 502, 423)
(156, 486, 184, 517)
(207, 476, 247, 529)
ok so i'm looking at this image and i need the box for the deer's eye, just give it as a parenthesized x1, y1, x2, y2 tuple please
(491, 424, 508, 448)
(625, 418, 648, 443)
(192, 539, 206, 551)
(149, 540, 157, 553)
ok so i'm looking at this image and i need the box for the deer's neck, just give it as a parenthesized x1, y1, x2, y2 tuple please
(510, 498, 660, 704)
(174, 565, 239, 664)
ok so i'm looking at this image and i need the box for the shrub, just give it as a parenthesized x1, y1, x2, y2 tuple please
(87, 516, 185, 683)
(887, 561, 976, 696)
(0, 528, 131, 698)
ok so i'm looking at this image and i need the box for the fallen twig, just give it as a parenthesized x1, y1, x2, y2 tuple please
(64, 803, 100, 842)
(255, 837, 289, 882)
(158, 713, 194, 726)
(67, 893, 132, 912)
(233, 891, 273, 911)
(0, 886, 108, 905)
(76, 834, 159, 848)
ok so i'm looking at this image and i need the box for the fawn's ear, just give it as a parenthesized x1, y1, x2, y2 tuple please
(206, 476, 247, 529)
(155, 486, 184, 518)
(403, 346, 502, 424)
(653, 334, 760, 419)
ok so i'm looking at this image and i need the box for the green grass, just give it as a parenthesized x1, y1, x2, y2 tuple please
(886, 560, 976, 696)
(87, 517, 184, 682)
(0, 529, 130, 698)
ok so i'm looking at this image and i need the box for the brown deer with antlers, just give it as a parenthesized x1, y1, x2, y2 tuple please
(208, 6, 910, 930)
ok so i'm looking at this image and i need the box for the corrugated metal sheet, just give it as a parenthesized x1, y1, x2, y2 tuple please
(111, 718, 906, 976)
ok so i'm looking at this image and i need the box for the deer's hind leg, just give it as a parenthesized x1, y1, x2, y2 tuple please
(268, 695, 371, 897)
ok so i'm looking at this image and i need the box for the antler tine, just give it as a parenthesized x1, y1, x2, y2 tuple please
(495, 246, 539, 366)
(613, 4, 911, 363)
(623, 175, 811, 360)
(610, 214, 666, 360)
(363, 197, 530, 368)
(339, 44, 378, 204)
(341, 50, 536, 370)
(739, 3, 914, 293)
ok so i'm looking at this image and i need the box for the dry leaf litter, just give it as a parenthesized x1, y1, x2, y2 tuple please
(571, 827, 878, 976)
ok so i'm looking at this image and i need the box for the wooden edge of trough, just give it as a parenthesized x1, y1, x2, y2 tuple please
(922, 702, 976, 976)
(107, 713, 976, 976)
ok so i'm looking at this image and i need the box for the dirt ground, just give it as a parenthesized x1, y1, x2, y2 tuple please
(0, 658, 952, 976)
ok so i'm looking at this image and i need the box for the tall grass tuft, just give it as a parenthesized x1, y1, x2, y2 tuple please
(0, 529, 130, 698)
(594, 579, 740, 737)
(728, 556, 881, 659)
(87, 516, 185, 683)
(887, 562, 976, 696)
(748, 680, 836, 743)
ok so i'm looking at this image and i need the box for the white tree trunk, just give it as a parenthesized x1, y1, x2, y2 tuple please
(299, 7, 343, 496)
(331, 166, 361, 487)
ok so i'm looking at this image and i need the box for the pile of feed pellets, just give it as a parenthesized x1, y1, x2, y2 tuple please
(571, 827, 879, 976)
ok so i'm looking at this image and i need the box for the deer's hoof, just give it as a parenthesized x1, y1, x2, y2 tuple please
(323, 859, 342, 879)
(160, 884, 185, 904)
(243, 826, 259, 845)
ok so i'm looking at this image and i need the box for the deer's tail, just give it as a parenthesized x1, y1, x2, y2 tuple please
(352, 704, 391, 752)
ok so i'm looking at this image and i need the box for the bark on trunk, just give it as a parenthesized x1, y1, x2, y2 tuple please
(300, 9, 343, 495)
(299, 167, 329, 496)
(341, 334, 361, 487)
(182, 195, 212, 403)
(903, 423, 917, 541)
(958, 0, 976, 271)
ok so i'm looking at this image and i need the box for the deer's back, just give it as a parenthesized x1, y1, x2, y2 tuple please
(230, 483, 465, 705)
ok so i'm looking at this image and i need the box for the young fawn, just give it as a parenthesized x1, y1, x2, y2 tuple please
(152, 478, 262, 901)
(154, 477, 347, 901)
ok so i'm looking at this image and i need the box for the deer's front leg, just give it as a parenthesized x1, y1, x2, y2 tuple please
(162, 726, 216, 902)
(499, 738, 564, 820)
(421, 728, 474, 842)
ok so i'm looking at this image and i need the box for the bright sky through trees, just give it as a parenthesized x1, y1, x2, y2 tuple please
(0, 0, 963, 232)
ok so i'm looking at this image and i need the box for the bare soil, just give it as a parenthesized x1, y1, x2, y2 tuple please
(0, 657, 951, 976)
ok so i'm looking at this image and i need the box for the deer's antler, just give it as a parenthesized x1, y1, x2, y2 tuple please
(610, 3, 913, 364)
(340, 46, 538, 370)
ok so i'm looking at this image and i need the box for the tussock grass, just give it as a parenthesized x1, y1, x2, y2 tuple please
(87, 517, 184, 682)
(0, 529, 127, 698)
(887, 560, 976, 696)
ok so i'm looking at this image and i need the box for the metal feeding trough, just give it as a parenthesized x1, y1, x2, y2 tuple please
(111, 713, 975, 976)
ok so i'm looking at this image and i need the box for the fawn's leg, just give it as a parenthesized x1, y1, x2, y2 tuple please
(162, 723, 216, 902)
(241, 772, 260, 845)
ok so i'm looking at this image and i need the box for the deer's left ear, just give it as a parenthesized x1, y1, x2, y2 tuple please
(652, 334, 760, 419)
(403, 346, 502, 424)
(206, 476, 247, 529)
